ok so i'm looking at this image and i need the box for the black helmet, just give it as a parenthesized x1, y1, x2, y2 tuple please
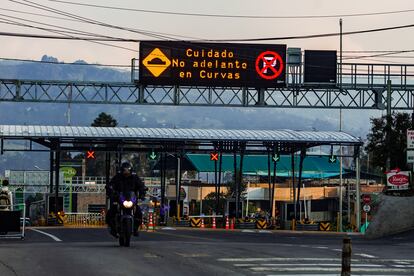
(120, 162, 132, 173)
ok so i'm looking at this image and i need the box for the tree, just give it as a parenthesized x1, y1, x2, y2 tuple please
(86, 113, 118, 175)
(203, 192, 227, 215)
(365, 112, 412, 172)
(226, 169, 247, 198)
(91, 112, 118, 127)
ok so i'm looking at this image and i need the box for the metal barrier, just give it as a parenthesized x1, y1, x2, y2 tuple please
(64, 212, 105, 226)
(237, 218, 256, 229)
(188, 215, 223, 228)
(0, 204, 26, 239)
(296, 223, 319, 231)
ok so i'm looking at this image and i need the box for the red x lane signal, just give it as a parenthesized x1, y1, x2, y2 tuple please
(87, 150, 95, 159)
(210, 152, 219, 161)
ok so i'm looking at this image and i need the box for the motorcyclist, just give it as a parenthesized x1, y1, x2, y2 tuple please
(105, 162, 146, 237)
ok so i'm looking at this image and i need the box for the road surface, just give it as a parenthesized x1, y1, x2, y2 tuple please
(0, 227, 414, 275)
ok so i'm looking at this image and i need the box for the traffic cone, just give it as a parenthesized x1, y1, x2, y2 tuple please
(148, 212, 155, 232)
(139, 219, 146, 231)
(225, 216, 230, 230)
(230, 218, 235, 230)
(212, 217, 216, 229)
(201, 218, 205, 229)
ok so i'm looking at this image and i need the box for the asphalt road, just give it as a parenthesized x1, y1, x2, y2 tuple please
(1, 227, 414, 276)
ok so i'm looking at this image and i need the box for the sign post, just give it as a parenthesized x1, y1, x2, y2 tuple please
(363, 204, 371, 231)
(386, 170, 410, 191)
(362, 194, 371, 205)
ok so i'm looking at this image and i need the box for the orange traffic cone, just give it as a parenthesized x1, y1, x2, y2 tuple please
(225, 216, 230, 230)
(201, 218, 205, 228)
(148, 212, 155, 232)
(139, 218, 146, 231)
(230, 218, 235, 230)
(212, 217, 216, 229)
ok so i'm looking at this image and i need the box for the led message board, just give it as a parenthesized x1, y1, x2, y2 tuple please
(139, 41, 286, 87)
(304, 50, 337, 84)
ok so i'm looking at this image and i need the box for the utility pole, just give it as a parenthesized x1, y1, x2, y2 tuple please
(386, 79, 392, 172)
(339, 18, 343, 232)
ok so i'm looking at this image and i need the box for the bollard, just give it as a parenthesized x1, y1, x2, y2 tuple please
(291, 218, 296, 231)
(212, 217, 216, 229)
(201, 218, 205, 228)
(341, 237, 352, 276)
(139, 218, 146, 231)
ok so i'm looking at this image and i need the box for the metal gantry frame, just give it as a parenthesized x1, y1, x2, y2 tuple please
(0, 61, 387, 229)
(0, 62, 413, 109)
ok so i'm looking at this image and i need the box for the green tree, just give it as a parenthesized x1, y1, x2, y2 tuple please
(91, 112, 118, 127)
(226, 169, 247, 198)
(87, 113, 118, 175)
(203, 192, 227, 214)
(365, 112, 412, 172)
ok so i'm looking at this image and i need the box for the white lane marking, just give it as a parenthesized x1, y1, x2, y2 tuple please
(393, 264, 414, 268)
(355, 253, 377, 259)
(313, 246, 329, 249)
(251, 267, 414, 272)
(258, 230, 272, 233)
(266, 274, 339, 276)
(251, 267, 340, 272)
(218, 257, 414, 263)
(234, 263, 383, 267)
(396, 261, 410, 264)
(30, 229, 62, 242)
(332, 249, 342, 252)
(161, 227, 176, 230)
(266, 275, 389, 276)
(241, 230, 255, 233)
(219, 257, 344, 262)
(144, 253, 159, 258)
(175, 253, 210, 258)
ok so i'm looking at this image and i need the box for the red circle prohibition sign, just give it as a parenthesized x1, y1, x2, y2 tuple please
(255, 51, 284, 80)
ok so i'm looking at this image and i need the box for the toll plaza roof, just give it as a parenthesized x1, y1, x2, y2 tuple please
(186, 154, 345, 179)
(0, 125, 362, 146)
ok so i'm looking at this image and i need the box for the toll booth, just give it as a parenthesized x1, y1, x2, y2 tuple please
(47, 194, 63, 215)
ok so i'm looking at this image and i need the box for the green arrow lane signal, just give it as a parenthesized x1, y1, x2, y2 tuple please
(149, 151, 157, 160)
(328, 155, 337, 163)
(272, 153, 280, 162)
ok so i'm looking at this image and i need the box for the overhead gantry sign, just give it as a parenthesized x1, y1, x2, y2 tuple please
(139, 41, 286, 87)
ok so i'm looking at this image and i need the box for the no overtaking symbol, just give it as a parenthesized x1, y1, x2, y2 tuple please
(255, 51, 284, 80)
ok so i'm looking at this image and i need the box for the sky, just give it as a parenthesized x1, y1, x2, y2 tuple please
(1, 0, 413, 64)
(1, 0, 413, 136)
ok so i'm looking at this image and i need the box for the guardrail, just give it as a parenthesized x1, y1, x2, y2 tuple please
(64, 212, 105, 226)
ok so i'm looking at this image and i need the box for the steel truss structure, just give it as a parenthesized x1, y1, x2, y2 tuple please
(9, 177, 160, 194)
(0, 63, 413, 109)
(9, 184, 106, 194)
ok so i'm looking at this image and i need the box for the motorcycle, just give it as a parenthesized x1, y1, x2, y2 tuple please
(115, 191, 137, 247)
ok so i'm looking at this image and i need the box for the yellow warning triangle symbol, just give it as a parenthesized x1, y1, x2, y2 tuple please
(142, 48, 171, 77)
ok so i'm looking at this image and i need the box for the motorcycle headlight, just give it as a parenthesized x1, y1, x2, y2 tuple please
(122, 200, 133, 208)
